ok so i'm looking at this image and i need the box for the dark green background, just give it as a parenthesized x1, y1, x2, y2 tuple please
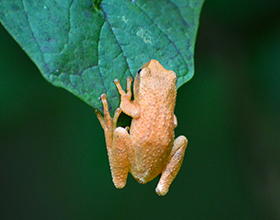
(1, 0, 280, 219)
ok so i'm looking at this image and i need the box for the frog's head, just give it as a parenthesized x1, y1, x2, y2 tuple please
(138, 59, 167, 78)
(134, 59, 177, 98)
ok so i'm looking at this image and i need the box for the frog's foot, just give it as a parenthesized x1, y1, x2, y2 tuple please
(114, 77, 133, 100)
(155, 135, 188, 196)
(95, 94, 122, 148)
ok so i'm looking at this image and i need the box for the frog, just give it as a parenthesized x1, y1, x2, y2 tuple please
(95, 59, 188, 196)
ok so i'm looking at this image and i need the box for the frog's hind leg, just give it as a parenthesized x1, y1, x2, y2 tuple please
(95, 94, 134, 188)
(110, 127, 134, 189)
(156, 135, 188, 196)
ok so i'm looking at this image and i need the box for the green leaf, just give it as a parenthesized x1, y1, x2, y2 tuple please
(0, 0, 204, 113)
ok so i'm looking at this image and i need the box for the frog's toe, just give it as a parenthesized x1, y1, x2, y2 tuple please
(114, 107, 121, 115)
(155, 184, 169, 196)
(126, 76, 133, 82)
(100, 93, 107, 101)
(112, 107, 122, 124)
(114, 79, 120, 84)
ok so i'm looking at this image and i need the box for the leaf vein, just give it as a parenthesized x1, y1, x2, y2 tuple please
(135, 1, 188, 68)
(101, 6, 133, 78)
(21, 0, 50, 73)
(97, 21, 109, 101)
(66, 0, 74, 48)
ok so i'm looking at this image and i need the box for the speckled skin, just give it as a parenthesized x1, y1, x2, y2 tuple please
(95, 60, 188, 196)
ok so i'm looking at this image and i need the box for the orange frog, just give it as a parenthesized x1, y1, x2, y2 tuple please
(95, 59, 188, 196)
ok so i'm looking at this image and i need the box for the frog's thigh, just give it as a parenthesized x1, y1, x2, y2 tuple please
(156, 135, 188, 196)
(109, 127, 132, 189)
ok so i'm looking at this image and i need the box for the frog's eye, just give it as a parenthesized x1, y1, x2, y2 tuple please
(137, 68, 142, 75)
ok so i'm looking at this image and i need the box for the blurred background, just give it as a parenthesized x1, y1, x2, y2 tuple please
(1, 0, 280, 219)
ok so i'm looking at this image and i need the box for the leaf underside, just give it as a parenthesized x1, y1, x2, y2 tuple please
(0, 0, 204, 114)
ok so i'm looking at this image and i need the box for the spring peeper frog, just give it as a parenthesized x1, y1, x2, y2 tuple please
(95, 59, 188, 196)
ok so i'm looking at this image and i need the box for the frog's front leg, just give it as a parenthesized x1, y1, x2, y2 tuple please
(156, 135, 188, 196)
(114, 77, 140, 118)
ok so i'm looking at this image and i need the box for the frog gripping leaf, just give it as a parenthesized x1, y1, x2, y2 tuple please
(0, 0, 203, 113)
(95, 60, 188, 196)
(0, 0, 203, 195)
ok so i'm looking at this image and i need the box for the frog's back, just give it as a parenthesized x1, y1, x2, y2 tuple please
(129, 76, 177, 181)
(131, 75, 176, 140)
